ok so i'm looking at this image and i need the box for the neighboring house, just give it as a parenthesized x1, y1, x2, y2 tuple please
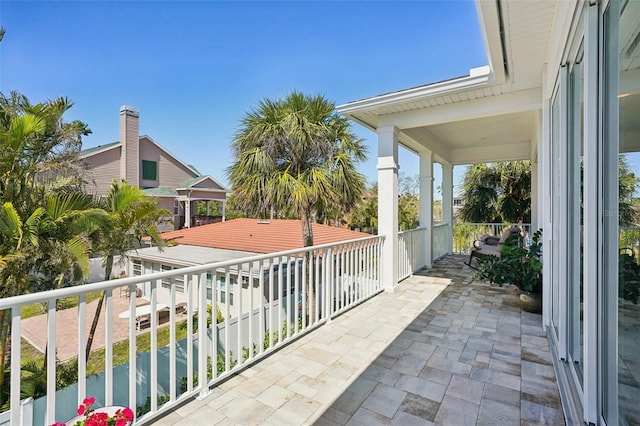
(129, 218, 371, 319)
(337, 1, 640, 424)
(452, 196, 464, 219)
(80, 105, 228, 231)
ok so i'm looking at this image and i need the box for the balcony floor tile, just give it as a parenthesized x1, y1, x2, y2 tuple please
(151, 255, 564, 426)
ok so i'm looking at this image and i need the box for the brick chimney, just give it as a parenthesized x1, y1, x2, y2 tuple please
(119, 105, 140, 186)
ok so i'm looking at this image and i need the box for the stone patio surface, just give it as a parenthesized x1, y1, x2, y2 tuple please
(152, 255, 565, 425)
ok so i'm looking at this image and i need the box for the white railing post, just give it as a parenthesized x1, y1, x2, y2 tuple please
(77, 294, 87, 405)
(45, 299, 56, 425)
(325, 247, 333, 322)
(197, 272, 210, 399)
(105, 289, 113, 406)
(10, 308, 21, 426)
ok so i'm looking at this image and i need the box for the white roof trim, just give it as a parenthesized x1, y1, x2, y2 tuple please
(79, 143, 121, 159)
(337, 66, 492, 115)
(177, 175, 230, 192)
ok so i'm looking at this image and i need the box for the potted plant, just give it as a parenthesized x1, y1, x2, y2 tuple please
(51, 397, 134, 426)
(475, 229, 543, 313)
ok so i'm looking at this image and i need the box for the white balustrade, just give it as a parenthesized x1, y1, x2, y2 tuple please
(0, 235, 383, 425)
(432, 223, 449, 261)
(398, 228, 427, 281)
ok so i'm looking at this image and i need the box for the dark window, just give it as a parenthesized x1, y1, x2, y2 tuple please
(142, 160, 157, 180)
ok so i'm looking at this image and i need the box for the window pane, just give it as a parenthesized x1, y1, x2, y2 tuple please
(569, 52, 584, 383)
(604, 0, 640, 423)
(142, 160, 157, 180)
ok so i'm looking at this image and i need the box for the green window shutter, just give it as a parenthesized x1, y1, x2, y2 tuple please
(142, 160, 157, 180)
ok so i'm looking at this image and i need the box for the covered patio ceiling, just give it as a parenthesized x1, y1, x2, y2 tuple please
(337, 0, 560, 166)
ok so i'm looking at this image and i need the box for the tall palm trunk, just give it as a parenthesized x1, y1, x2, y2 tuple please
(85, 254, 113, 362)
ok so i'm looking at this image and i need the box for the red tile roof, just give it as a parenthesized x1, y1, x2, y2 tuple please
(160, 218, 371, 254)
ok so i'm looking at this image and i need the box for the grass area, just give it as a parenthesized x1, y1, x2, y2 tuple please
(86, 320, 189, 376)
(21, 337, 44, 360)
(20, 291, 104, 319)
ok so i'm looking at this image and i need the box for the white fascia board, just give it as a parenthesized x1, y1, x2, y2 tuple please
(378, 87, 542, 129)
(176, 188, 227, 200)
(543, 0, 579, 98)
(475, 0, 506, 84)
(178, 175, 230, 192)
(79, 143, 121, 159)
(336, 68, 492, 115)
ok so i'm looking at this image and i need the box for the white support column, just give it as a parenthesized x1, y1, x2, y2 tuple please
(206, 201, 210, 216)
(185, 196, 191, 228)
(377, 126, 399, 292)
(222, 201, 226, 222)
(442, 161, 454, 254)
(419, 150, 433, 268)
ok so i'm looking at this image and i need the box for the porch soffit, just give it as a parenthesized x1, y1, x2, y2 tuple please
(337, 0, 557, 165)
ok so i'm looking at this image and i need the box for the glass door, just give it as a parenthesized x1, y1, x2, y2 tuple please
(602, 0, 640, 423)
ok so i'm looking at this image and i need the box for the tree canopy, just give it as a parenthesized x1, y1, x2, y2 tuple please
(227, 91, 367, 246)
(458, 161, 531, 224)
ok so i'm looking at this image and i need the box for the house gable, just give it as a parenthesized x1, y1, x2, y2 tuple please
(138, 136, 198, 188)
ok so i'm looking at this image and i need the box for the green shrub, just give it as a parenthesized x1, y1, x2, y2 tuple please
(475, 229, 543, 293)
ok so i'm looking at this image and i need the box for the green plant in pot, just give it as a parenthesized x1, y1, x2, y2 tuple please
(475, 229, 543, 312)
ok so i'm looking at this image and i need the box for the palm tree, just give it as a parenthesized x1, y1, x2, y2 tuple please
(458, 161, 531, 224)
(0, 92, 95, 406)
(85, 180, 169, 360)
(227, 91, 367, 247)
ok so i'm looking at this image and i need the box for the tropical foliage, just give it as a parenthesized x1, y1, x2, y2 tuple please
(0, 91, 98, 407)
(85, 180, 169, 360)
(227, 91, 367, 247)
(0, 92, 169, 406)
(475, 229, 543, 293)
(458, 161, 531, 224)
(346, 175, 424, 234)
(458, 157, 639, 227)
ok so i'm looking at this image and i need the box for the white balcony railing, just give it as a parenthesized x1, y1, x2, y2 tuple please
(432, 223, 449, 261)
(398, 227, 427, 281)
(0, 235, 384, 425)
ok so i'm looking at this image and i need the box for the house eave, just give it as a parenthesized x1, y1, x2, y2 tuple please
(336, 66, 493, 117)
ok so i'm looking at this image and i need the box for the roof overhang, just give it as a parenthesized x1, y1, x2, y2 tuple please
(336, 0, 559, 166)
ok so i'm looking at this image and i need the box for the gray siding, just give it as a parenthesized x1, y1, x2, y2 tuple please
(83, 147, 122, 196)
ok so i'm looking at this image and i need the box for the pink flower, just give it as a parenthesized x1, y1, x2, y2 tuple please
(121, 407, 134, 421)
(50, 396, 132, 426)
(86, 411, 109, 426)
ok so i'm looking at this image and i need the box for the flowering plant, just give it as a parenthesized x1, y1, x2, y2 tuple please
(51, 397, 134, 426)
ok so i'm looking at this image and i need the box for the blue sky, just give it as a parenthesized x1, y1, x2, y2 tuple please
(0, 1, 486, 193)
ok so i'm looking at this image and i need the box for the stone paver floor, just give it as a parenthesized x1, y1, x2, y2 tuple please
(154, 255, 564, 425)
